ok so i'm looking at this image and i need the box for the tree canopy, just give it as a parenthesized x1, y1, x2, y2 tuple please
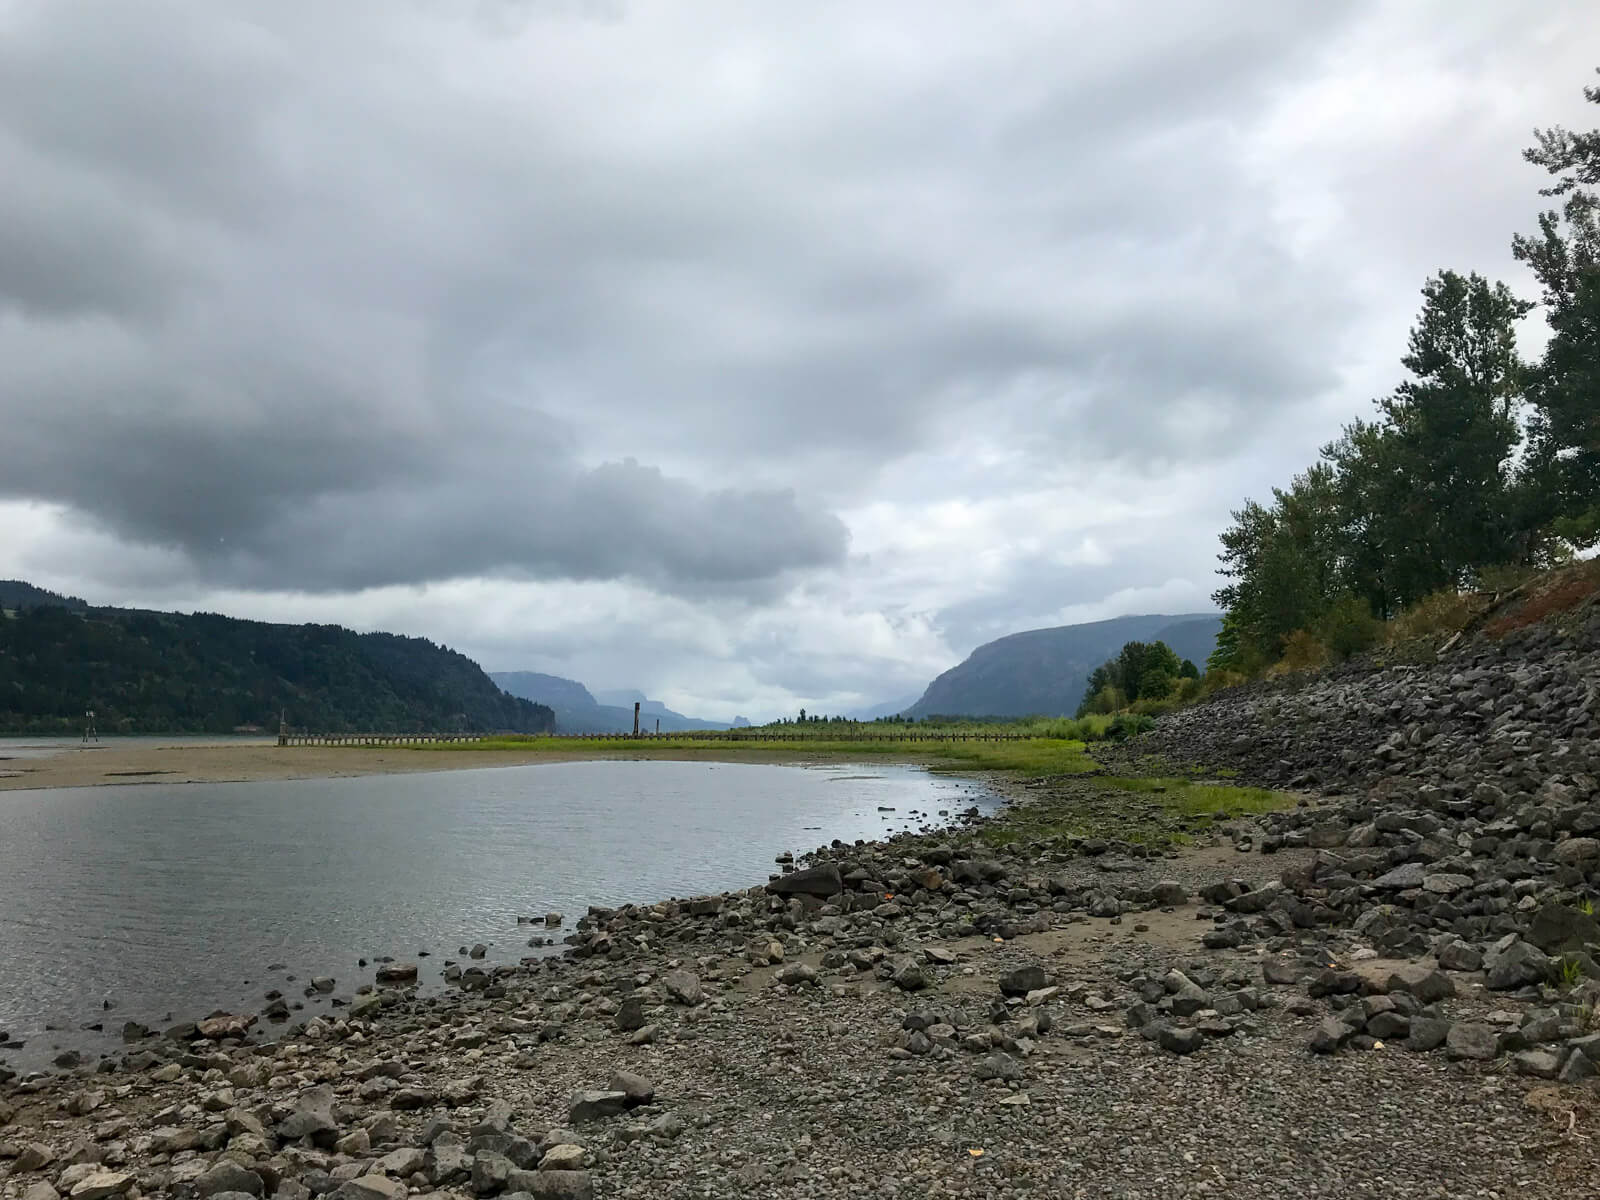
(1211, 70, 1600, 672)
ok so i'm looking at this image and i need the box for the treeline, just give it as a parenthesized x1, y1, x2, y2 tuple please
(0, 602, 554, 735)
(1212, 71, 1600, 673)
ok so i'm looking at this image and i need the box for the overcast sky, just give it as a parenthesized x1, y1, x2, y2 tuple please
(0, 1, 1593, 720)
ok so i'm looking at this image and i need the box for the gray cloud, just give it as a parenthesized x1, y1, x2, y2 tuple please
(0, 0, 1594, 712)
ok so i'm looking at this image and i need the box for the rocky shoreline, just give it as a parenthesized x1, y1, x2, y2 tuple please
(6, 603, 1600, 1196)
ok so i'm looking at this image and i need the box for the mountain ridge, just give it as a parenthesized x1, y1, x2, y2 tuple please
(903, 612, 1222, 719)
(492, 672, 739, 734)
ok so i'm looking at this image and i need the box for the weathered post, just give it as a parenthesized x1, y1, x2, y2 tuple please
(634, 701, 640, 738)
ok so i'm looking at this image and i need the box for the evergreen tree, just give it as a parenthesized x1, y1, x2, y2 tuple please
(1513, 69, 1600, 549)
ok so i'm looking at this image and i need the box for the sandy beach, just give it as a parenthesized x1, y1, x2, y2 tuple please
(0, 742, 608, 791)
(0, 740, 908, 791)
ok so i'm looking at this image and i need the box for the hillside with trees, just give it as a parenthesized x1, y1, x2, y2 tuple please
(1211, 71, 1600, 675)
(0, 595, 554, 735)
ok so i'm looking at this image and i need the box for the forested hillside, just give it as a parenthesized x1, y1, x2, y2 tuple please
(0, 601, 554, 735)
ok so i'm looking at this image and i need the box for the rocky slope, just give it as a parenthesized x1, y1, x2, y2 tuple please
(1140, 582, 1599, 796)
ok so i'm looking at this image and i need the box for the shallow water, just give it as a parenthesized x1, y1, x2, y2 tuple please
(0, 759, 995, 1070)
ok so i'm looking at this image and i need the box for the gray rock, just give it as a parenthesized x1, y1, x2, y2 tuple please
(375, 1148, 425, 1178)
(13, 1145, 55, 1173)
(333, 1178, 406, 1200)
(974, 1053, 1024, 1081)
(389, 1087, 437, 1111)
(523, 1171, 594, 1200)
(1528, 903, 1600, 955)
(1261, 959, 1301, 986)
(1484, 935, 1551, 990)
(998, 965, 1048, 996)
(472, 1153, 513, 1194)
(1406, 1017, 1451, 1052)
(1158, 1026, 1204, 1055)
(1382, 964, 1455, 1004)
(68, 1173, 134, 1200)
(373, 963, 418, 984)
(1309, 1017, 1353, 1054)
(1421, 873, 1472, 895)
(1372, 863, 1427, 890)
(1445, 1022, 1499, 1061)
(661, 969, 703, 1005)
(613, 996, 647, 1032)
(776, 963, 818, 987)
(1436, 939, 1483, 972)
(1513, 1049, 1563, 1078)
(608, 1070, 655, 1108)
(276, 1086, 338, 1146)
(1151, 881, 1187, 906)
(766, 864, 843, 897)
(568, 1090, 629, 1123)
(196, 1163, 264, 1198)
(891, 961, 929, 992)
(1554, 837, 1600, 864)
(23, 1184, 60, 1200)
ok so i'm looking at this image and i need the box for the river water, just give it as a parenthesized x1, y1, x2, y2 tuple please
(0, 759, 996, 1071)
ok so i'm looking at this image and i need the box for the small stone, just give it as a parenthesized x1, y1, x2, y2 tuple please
(540, 1144, 586, 1171)
(974, 1053, 1024, 1081)
(998, 964, 1048, 996)
(568, 1090, 629, 1123)
(68, 1173, 134, 1200)
(892, 962, 929, 992)
(608, 1070, 655, 1108)
(1158, 1026, 1204, 1055)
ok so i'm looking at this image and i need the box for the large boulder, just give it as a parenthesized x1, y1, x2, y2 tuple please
(1484, 936, 1552, 990)
(766, 864, 843, 897)
(1527, 903, 1600, 955)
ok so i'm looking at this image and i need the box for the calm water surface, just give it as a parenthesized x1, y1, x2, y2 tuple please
(0, 760, 995, 1069)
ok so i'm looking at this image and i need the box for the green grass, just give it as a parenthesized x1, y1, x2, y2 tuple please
(976, 776, 1295, 850)
(1098, 776, 1290, 818)
(412, 734, 1100, 776)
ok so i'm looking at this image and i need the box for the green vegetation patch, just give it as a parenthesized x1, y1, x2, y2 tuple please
(976, 776, 1295, 851)
(416, 733, 1100, 776)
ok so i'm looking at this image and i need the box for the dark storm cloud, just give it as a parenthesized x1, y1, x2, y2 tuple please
(1, 0, 1592, 693)
(0, 0, 1368, 590)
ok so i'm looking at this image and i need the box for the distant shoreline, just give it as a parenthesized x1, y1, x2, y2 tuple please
(0, 739, 979, 792)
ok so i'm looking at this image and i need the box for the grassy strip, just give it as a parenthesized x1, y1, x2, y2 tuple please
(411, 734, 1101, 776)
(976, 775, 1296, 850)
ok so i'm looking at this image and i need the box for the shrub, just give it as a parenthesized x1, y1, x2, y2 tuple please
(1276, 629, 1328, 672)
(1317, 594, 1382, 661)
(1387, 589, 1479, 644)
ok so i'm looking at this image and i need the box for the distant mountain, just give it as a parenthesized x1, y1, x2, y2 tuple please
(493, 673, 736, 734)
(0, 591, 554, 735)
(0, 580, 87, 612)
(904, 613, 1223, 719)
(846, 694, 924, 721)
